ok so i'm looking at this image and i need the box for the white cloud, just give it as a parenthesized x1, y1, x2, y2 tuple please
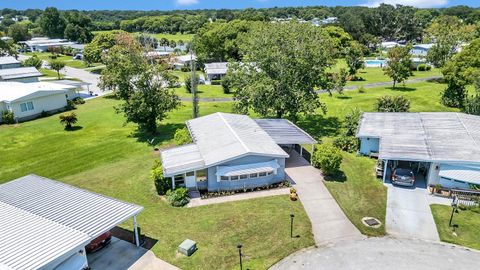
(363, 0, 448, 8)
(175, 0, 199, 6)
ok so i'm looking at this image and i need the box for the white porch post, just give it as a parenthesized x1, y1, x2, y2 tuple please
(383, 159, 388, 183)
(310, 144, 315, 165)
(133, 215, 140, 247)
(171, 177, 175, 189)
(299, 145, 303, 157)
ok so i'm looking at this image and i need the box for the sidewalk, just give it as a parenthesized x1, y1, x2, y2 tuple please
(187, 188, 290, 207)
(285, 151, 363, 246)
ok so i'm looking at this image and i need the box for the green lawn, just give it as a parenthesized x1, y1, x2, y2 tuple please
(0, 97, 313, 270)
(431, 204, 480, 250)
(39, 68, 64, 79)
(173, 84, 234, 99)
(25, 52, 101, 69)
(333, 59, 442, 87)
(324, 153, 387, 236)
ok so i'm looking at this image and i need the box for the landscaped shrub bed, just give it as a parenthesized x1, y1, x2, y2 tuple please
(200, 181, 290, 199)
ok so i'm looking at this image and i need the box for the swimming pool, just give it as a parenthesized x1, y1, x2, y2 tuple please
(365, 59, 387, 68)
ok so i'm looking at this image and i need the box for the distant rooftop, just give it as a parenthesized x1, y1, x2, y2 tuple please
(0, 67, 42, 80)
(0, 81, 76, 102)
(0, 56, 20, 65)
(204, 62, 228, 75)
(357, 112, 480, 164)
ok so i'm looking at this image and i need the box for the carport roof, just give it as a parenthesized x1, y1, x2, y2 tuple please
(255, 119, 317, 145)
(357, 112, 480, 164)
(0, 201, 90, 270)
(0, 174, 143, 240)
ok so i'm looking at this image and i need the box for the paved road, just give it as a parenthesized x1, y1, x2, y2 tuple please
(285, 151, 363, 246)
(62, 66, 105, 96)
(180, 75, 442, 102)
(270, 237, 480, 270)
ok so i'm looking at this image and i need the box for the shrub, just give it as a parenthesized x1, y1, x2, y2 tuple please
(333, 136, 359, 153)
(211, 79, 222, 85)
(173, 127, 192, 145)
(72, 97, 85, 105)
(426, 65, 432, 71)
(1, 110, 15, 124)
(221, 76, 232, 94)
(40, 110, 50, 118)
(180, 66, 190, 72)
(441, 82, 467, 108)
(59, 112, 78, 130)
(343, 108, 362, 136)
(375, 95, 410, 112)
(166, 188, 190, 207)
(417, 64, 426, 71)
(185, 74, 199, 93)
(151, 160, 171, 195)
(22, 55, 43, 69)
(65, 100, 76, 110)
(312, 144, 343, 176)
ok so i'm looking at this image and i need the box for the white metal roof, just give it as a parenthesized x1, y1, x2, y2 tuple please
(0, 67, 42, 80)
(357, 112, 480, 164)
(204, 62, 228, 75)
(0, 56, 20, 65)
(187, 113, 288, 165)
(0, 175, 143, 239)
(439, 165, 480, 185)
(177, 54, 196, 62)
(216, 160, 280, 177)
(0, 201, 90, 270)
(255, 119, 317, 145)
(412, 43, 435, 50)
(161, 144, 205, 177)
(0, 81, 75, 102)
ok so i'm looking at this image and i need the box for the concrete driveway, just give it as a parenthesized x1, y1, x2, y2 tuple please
(270, 237, 480, 270)
(285, 151, 363, 246)
(385, 175, 440, 241)
(88, 237, 179, 270)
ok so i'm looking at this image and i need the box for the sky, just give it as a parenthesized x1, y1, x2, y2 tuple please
(0, 0, 478, 10)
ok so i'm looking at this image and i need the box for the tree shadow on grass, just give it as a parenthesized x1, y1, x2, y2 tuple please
(65, 126, 83, 131)
(296, 114, 342, 139)
(387, 86, 417, 92)
(323, 170, 347, 183)
(130, 122, 184, 148)
(336, 95, 352, 100)
(103, 94, 120, 100)
(426, 77, 445, 84)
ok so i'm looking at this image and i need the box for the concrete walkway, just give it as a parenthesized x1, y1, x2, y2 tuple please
(187, 188, 290, 208)
(285, 152, 363, 246)
(270, 237, 480, 270)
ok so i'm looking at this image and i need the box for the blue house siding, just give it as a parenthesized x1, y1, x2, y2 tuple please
(206, 155, 286, 192)
(359, 137, 380, 155)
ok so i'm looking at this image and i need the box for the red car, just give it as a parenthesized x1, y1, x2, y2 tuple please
(86, 231, 112, 253)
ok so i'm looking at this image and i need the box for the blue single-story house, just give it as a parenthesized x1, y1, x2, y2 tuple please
(161, 113, 316, 192)
(357, 112, 480, 190)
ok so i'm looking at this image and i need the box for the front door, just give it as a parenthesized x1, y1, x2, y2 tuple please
(185, 171, 197, 188)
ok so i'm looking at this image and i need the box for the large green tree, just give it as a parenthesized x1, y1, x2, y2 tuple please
(83, 30, 120, 65)
(100, 33, 181, 133)
(64, 11, 94, 43)
(8, 22, 31, 42)
(426, 15, 476, 67)
(39, 7, 66, 38)
(345, 41, 365, 77)
(228, 22, 336, 119)
(384, 45, 413, 88)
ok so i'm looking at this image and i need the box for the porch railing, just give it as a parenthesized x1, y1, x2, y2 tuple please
(451, 189, 480, 207)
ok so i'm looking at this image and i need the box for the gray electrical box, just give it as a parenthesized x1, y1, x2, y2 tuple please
(178, 239, 197, 256)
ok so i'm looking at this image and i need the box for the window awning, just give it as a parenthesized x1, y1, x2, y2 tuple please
(216, 160, 280, 177)
(439, 165, 480, 185)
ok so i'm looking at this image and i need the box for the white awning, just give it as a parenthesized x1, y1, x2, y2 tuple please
(439, 165, 480, 185)
(216, 160, 280, 177)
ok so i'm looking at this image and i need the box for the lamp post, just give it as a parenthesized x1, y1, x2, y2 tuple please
(449, 195, 458, 227)
(237, 244, 243, 270)
(290, 214, 295, 238)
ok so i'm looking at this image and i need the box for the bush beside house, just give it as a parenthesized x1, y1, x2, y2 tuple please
(312, 144, 343, 176)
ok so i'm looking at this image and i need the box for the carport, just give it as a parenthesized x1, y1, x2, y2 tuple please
(0, 174, 143, 270)
(255, 118, 317, 162)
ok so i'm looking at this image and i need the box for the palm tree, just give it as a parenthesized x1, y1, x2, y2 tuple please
(59, 112, 78, 130)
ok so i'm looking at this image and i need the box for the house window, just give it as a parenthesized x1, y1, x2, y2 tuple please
(259, 172, 267, 177)
(174, 175, 185, 187)
(186, 171, 194, 177)
(266, 171, 274, 176)
(231, 175, 239, 181)
(20, 101, 34, 112)
(240, 174, 248, 180)
(249, 173, 258, 178)
(220, 176, 229, 181)
(196, 169, 207, 182)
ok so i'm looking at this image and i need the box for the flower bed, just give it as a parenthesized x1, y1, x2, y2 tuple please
(200, 181, 291, 199)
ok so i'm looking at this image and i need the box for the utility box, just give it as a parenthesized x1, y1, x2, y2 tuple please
(178, 239, 197, 256)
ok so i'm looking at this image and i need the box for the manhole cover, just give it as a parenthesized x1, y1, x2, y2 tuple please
(361, 217, 382, 228)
